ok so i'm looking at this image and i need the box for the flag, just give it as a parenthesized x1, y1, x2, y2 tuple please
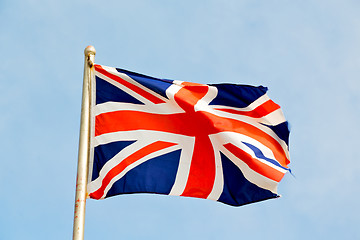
(87, 64, 290, 206)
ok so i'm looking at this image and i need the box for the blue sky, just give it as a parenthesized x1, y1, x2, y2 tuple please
(1, 0, 359, 239)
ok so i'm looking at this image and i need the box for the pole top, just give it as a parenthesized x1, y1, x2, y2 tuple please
(84, 45, 96, 57)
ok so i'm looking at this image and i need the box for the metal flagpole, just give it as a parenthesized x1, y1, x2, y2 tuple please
(72, 46, 96, 240)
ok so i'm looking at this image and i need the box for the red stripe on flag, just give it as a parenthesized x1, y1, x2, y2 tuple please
(205, 113, 290, 167)
(224, 143, 285, 182)
(174, 85, 209, 113)
(215, 100, 281, 118)
(94, 65, 166, 104)
(89, 141, 177, 199)
(95, 111, 183, 137)
(181, 135, 216, 199)
(95, 110, 290, 167)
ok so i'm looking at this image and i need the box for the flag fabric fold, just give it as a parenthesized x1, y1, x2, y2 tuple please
(87, 64, 290, 206)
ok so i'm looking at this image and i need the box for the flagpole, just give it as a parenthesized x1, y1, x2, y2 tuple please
(72, 46, 96, 240)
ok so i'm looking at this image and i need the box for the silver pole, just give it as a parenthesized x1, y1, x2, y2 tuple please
(72, 46, 96, 240)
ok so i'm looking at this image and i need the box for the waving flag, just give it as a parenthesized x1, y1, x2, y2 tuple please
(87, 64, 290, 206)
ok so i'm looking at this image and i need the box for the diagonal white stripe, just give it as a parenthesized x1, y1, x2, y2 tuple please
(209, 108, 290, 161)
(100, 65, 169, 103)
(90, 130, 196, 198)
(88, 139, 182, 199)
(220, 145, 278, 194)
(95, 70, 154, 105)
(210, 132, 287, 173)
(210, 93, 287, 126)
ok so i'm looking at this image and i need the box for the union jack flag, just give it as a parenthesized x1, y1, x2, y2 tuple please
(87, 64, 290, 206)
